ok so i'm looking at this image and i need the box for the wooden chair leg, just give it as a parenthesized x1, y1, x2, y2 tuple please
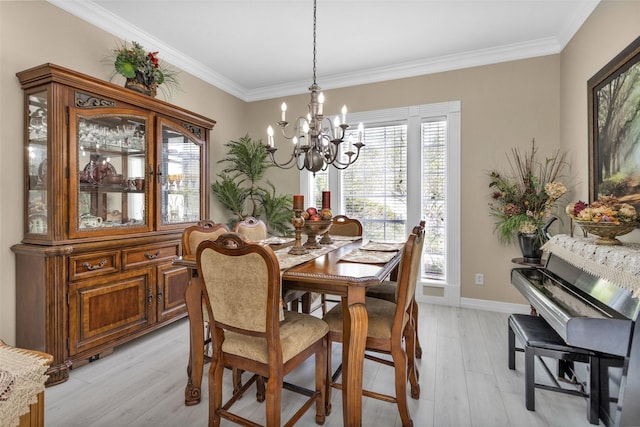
(411, 299, 422, 359)
(209, 343, 224, 427)
(315, 338, 327, 424)
(325, 339, 333, 416)
(391, 343, 413, 427)
(256, 376, 265, 402)
(404, 322, 420, 399)
(265, 371, 283, 427)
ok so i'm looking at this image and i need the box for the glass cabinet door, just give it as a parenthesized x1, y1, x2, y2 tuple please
(69, 109, 152, 237)
(26, 91, 49, 236)
(158, 118, 205, 227)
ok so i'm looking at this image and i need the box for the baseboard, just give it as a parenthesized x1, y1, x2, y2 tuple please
(459, 297, 530, 314)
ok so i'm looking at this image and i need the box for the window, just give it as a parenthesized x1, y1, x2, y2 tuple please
(303, 101, 460, 304)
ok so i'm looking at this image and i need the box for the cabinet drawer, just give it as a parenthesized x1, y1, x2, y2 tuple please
(69, 250, 121, 281)
(122, 242, 179, 270)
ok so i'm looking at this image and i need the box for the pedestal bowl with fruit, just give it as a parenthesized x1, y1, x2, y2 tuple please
(302, 207, 332, 249)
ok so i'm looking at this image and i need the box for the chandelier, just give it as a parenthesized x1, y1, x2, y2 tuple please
(266, 0, 364, 175)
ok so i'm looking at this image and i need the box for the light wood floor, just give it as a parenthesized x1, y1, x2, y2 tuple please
(44, 304, 598, 426)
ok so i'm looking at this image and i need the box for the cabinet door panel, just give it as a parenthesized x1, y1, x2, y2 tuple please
(69, 107, 153, 239)
(157, 263, 189, 323)
(68, 270, 152, 356)
(156, 117, 207, 229)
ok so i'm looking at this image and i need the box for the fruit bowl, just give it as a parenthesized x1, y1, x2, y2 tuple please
(575, 220, 637, 245)
(302, 220, 332, 249)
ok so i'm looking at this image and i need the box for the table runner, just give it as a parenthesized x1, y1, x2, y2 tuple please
(542, 234, 640, 297)
(0, 345, 50, 427)
(274, 239, 353, 270)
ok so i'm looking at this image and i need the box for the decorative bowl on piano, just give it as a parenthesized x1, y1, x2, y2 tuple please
(302, 220, 332, 249)
(574, 220, 637, 245)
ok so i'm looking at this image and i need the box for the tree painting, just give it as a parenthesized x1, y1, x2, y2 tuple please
(591, 37, 640, 212)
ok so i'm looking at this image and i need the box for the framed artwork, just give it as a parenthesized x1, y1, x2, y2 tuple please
(588, 35, 640, 211)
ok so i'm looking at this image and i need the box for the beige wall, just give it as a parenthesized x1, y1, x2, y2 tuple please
(560, 0, 640, 201)
(247, 57, 562, 308)
(1, 0, 639, 344)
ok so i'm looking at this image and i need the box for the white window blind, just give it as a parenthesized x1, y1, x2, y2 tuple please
(422, 119, 447, 280)
(342, 124, 407, 241)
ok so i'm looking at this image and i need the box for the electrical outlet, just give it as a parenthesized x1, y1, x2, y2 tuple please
(475, 273, 484, 285)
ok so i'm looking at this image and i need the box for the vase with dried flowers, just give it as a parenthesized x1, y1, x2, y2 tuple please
(488, 140, 569, 261)
(110, 41, 179, 97)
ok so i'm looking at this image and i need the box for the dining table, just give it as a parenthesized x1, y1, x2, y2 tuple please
(174, 236, 402, 427)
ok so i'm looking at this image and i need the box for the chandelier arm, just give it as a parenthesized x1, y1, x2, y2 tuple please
(266, 148, 302, 170)
(329, 143, 365, 167)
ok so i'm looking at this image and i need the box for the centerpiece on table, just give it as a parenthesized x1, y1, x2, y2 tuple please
(488, 140, 568, 262)
(566, 196, 638, 245)
(110, 41, 179, 97)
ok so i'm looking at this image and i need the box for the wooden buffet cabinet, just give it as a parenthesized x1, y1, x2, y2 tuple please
(12, 64, 215, 385)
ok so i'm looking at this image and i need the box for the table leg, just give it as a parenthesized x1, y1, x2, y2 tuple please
(341, 288, 367, 427)
(184, 274, 204, 406)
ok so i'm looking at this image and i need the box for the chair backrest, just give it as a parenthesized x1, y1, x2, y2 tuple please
(233, 216, 268, 242)
(330, 215, 363, 237)
(393, 223, 425, 330)
(197, 233, 281, 337)
(182, 220, 229, 256)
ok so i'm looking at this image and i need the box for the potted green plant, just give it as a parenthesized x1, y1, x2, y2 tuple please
(211, 134, 292, 235)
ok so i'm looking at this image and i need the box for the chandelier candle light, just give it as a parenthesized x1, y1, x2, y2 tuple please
(266, 0, 364, 175)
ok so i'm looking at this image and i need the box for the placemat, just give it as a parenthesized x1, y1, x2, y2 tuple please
(338, 249, 398, 264)
(360, 241, 404, 252)
(274, 239, 353, 270)
(328, 235, 362, 241)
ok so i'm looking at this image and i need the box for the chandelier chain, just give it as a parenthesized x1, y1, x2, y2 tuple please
(312, 0, 317, 85)
(265, 0, 365, 175)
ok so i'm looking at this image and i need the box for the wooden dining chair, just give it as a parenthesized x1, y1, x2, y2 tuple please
(233, 216, 268, 241)
(366, 220, 425, 359)
(197, 233, 328, 427)
(181, 220, 230, 360)
(330, 214, 363, 237)
(323, 224, 424, 427)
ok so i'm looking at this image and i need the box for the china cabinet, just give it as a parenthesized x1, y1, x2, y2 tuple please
(12, 64, 215, 385)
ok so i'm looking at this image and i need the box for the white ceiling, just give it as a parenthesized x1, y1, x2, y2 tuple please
(49, 0, 600, 102)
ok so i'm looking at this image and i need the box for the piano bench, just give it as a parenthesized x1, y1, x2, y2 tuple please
(508, 313, 600, 425)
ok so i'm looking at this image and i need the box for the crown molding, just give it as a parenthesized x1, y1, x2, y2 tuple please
(48, 0, 599, 103)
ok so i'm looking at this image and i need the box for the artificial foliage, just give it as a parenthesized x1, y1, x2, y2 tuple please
(212, 135, 292, 235)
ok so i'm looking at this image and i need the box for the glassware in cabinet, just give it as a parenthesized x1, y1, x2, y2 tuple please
(158, 118, 206, 227)
(27, 91, 48, 235)
(69, 109, 152, 237)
